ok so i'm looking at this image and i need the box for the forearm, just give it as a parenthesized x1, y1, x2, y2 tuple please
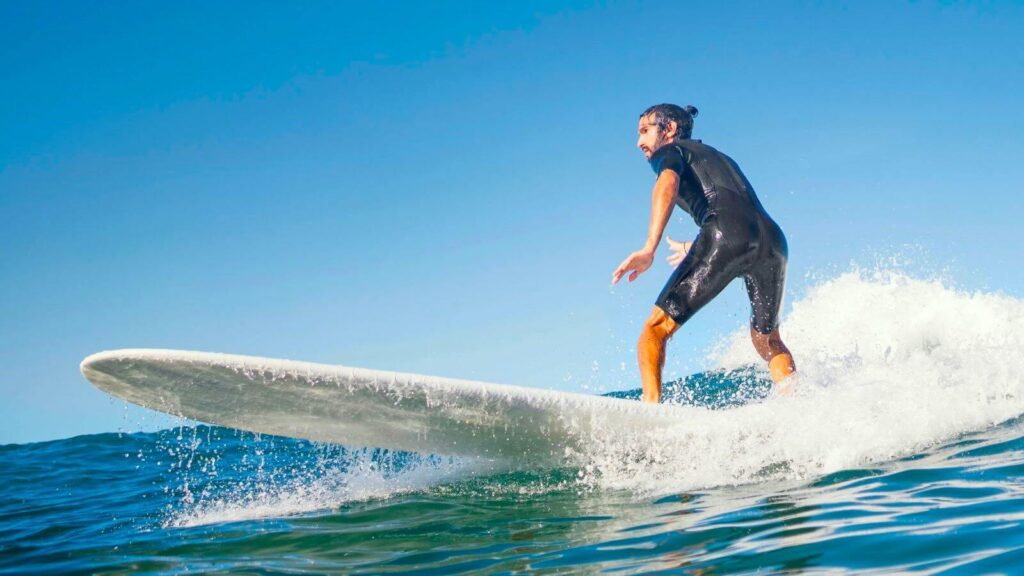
(642, 173, 678, 253)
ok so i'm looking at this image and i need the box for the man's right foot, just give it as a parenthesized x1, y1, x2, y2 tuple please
(772, 373, 798, 397)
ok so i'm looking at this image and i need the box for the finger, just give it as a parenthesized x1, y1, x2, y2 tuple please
(666, 236, 684, 248)
(628, 270, 639, 282)
(612, 266, 626, 284)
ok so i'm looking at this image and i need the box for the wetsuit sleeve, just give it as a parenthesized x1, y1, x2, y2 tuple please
(649, 146, 685, 177)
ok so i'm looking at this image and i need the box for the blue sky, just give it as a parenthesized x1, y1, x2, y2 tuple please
(2, 1, 1023, 444)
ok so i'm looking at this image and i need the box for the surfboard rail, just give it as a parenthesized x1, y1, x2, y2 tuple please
(81, 349, 688, 464)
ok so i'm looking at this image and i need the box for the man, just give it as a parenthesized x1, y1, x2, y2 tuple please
(611, 104, 797, 403)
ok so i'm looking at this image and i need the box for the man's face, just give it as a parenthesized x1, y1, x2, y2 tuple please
(637, 114, 675, 160)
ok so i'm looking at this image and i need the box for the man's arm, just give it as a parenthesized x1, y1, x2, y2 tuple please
(611, 169, 679, 284)
(642, 169, 680, 254)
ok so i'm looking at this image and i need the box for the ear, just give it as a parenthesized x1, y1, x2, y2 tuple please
(665, 120, 679, 140)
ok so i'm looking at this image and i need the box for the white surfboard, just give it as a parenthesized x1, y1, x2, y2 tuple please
(81, 349, 692, 465)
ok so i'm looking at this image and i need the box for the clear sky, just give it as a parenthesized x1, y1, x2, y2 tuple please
(2, 1, 1023, 444)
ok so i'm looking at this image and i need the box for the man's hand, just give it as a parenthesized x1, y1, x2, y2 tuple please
(665, 236, 693, 267)
(612, 249, 655, 284)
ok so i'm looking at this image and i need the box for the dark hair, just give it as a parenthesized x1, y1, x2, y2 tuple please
(640, 103, 699, 140)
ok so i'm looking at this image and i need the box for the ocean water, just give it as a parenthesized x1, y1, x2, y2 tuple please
(4, 269, 1024, 574)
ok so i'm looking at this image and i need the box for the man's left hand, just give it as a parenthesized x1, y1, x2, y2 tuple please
(665, 236, 693, 267)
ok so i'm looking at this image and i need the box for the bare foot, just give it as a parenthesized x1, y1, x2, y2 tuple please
(773, 374, 798, 397)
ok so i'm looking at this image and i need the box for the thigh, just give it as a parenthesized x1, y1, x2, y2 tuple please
(655, 224, 746, 326)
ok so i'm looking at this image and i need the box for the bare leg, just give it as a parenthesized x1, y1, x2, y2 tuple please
(749, 326, 796, 386)
(638, 307, 680, 403)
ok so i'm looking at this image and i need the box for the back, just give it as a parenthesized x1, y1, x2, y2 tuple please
(672, 139, 771, 224)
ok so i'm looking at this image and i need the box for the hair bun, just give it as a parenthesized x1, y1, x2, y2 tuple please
(684, 105, 699, 118)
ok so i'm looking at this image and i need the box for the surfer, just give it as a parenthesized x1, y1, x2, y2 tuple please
(611, 104, 797, 403)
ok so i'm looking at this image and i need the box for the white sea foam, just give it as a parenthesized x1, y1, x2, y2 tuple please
(168, 453, 483, 528)
(582, 267, 1024, 494)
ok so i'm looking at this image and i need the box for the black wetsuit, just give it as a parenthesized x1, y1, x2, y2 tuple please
(649, 139, 788, 334)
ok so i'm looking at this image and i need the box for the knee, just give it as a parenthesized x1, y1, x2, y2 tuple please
(639, 310, 677, 348)
(642, 315, 674, 341)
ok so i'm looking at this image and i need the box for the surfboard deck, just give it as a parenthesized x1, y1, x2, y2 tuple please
(81, 349, 691, 464)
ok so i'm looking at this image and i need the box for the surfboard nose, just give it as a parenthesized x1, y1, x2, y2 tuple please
(80, 350, 111, 378)
(81, 349, 131, 395)
(80, 349, 171, 397)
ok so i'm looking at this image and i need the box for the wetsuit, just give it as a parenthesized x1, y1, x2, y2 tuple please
(649, 139, 788, 334)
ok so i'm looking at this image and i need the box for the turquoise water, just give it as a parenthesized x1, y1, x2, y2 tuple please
(6, 270, 1024, 573)
(4, 380, 1024, 574)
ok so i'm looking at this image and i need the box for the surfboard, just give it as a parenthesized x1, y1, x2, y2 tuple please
(81, 349, 691, 465)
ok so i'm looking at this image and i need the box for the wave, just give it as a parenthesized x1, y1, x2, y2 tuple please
(580, 267, 1024, 494)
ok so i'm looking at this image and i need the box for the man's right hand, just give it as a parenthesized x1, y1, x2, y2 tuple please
(665, 236, 692, 267)
(612, 249, 655, 284)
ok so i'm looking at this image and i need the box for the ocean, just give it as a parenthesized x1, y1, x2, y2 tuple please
(3, 269, 1024, 574)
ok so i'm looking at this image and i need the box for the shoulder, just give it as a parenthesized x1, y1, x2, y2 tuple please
(649, 143, 687, 175)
